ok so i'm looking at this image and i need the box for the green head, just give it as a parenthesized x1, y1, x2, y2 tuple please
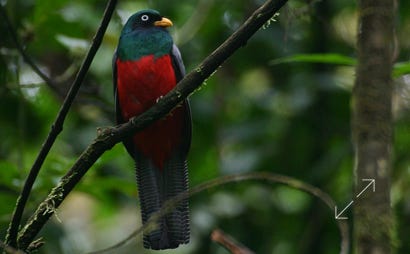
(117, 9, 174, 60)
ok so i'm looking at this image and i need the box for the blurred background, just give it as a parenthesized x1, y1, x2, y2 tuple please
(1, 0, 410, 253)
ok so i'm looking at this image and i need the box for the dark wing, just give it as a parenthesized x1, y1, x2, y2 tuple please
(113, 50, 135, 155)
(113, 50, 121, 123)
(170, 44, 192, 155)
(171, 44, 186, 80)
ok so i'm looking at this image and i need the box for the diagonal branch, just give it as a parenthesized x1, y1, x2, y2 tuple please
(0, 240, 25, 254)
(4, 0, 118, 249)
(174, 0, 215, 45)
(211, 229, 255, 254)
(0, 5, 58, 91)
(15, 0, 289, 251)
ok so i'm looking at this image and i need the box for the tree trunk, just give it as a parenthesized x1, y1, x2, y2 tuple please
(352, 0, 395, 253)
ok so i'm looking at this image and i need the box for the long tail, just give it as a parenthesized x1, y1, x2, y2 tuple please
(135, 152, 189, 250)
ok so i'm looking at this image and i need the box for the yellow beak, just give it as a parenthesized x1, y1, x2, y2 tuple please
(154, 17, 173, 28)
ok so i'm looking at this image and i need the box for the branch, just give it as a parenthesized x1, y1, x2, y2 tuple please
(211, 229, 255, 254)
(0, 240, 25, 254)
(174, 0, 214, 45)
(5, 0, 118, 249)
(90, 172, 349, 254)
(15, 0, 289, 251)
(0, 5, 58, 91)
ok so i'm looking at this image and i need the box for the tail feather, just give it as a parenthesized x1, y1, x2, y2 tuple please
(135, 152, 189, 250)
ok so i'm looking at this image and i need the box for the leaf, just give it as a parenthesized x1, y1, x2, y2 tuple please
(270, 54, 410, 78)
(393, 62, 410, 78)
(270, 53, 356, 66)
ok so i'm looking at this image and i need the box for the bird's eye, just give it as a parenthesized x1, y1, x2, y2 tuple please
(141, 15, 149, 22)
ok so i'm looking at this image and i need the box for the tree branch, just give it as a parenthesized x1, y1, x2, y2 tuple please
(174, 0, 214, 46)
(0, 5, 58, 91)
(0, 240, 25, 254)
(5, 0, 118, 249)
(15, 0, 289, 251)
(90, 172, 349, 254)
(211, 229, 255, 254)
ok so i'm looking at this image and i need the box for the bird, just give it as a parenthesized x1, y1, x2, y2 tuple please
(113, 9, 191, 250)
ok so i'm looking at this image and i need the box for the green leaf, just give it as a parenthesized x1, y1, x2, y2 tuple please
(393, 62, 410, 78)
(270, 54, 410, 78)
(270, 53, 357, 66)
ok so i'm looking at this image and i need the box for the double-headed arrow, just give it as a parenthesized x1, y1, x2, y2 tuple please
(335, 178, 375, 220)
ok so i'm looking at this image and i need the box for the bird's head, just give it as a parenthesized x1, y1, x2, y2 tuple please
(122, 9, 173, 34)
(117, 9, 175, 60)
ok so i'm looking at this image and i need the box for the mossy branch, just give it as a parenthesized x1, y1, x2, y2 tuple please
(15, 0, 289, 251)
(3, 0, 118, 249)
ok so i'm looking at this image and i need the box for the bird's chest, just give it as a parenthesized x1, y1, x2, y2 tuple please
(116, 54, 176, 120)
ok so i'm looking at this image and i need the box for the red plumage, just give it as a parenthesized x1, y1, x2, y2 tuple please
(116, 55, 186, 169)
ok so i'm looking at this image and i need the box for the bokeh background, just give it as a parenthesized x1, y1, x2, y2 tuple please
(1, 0, 410, 253)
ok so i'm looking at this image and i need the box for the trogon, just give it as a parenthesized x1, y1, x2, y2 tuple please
(113, 9, 191, 250)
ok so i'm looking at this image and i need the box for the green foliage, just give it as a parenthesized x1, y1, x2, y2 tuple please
(271, 53, 410, 78)
(1, 0, 410, 253)
(270, 53, 356, 66)
(393, 62, 410, 78)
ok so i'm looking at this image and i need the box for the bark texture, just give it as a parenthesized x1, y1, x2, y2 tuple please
(352, 0, 395, 253)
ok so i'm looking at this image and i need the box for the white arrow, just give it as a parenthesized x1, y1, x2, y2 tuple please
(335, 178, 376, 220)
(356, 178, 375, 198)
(335, 201, 353, 220)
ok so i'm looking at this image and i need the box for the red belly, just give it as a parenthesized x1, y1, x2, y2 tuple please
(116, 55, 184, 169)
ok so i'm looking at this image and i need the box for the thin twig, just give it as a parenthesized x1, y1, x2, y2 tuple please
(0, 240, 25, 254)
(211, 229, 255, 254)
(15, 0, 289, 251)
(4, 0, 118, 249)
(0, 5, 58, 91)
(174, 0, 214, 45)
(90, 172, 349, 254)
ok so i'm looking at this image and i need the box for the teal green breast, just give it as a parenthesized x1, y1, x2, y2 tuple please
(117, 27, 173, 61)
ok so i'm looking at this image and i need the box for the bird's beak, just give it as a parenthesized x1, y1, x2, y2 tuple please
(154, 17, 173, 28)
